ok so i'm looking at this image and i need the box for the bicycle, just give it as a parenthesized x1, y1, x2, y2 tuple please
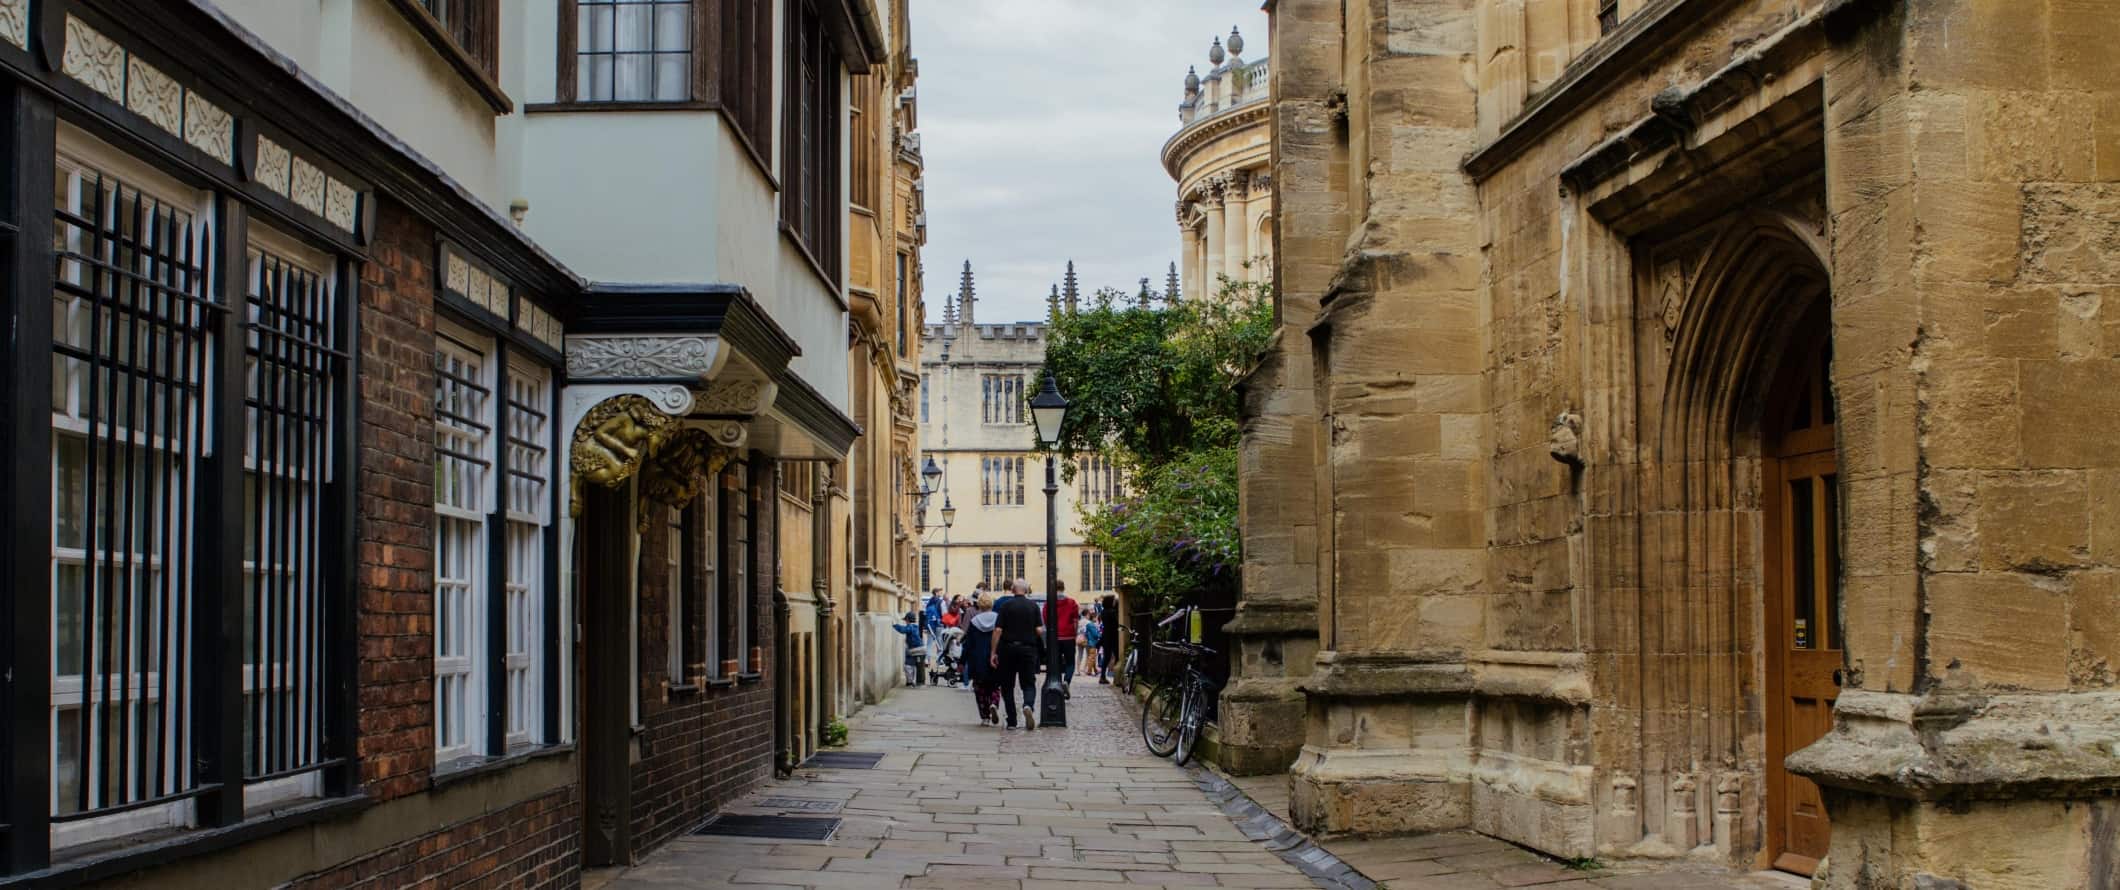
(1114, 625, 1146, 696)
(1140, 641, 1217, 765)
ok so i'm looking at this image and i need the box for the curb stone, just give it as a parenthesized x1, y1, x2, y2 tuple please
(1184, 766, 1377, 890)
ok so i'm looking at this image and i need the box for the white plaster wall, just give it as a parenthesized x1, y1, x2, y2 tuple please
(212, 0, 505, 212)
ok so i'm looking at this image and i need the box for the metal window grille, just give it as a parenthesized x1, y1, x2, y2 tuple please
(666, 506, 683, 682)
(696, 488, 719, 673)
(241, 245, 341, 782)
(49, 158, 215, 819)
(576, 0, 692, 102)
(433, 332, 492, 760)
(502, 363, 551, 745)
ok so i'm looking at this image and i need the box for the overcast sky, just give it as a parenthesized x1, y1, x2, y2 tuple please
(914, 1, 1270, 325)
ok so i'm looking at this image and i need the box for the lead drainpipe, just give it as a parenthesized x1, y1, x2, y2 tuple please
(811, 467, 833, 746)
(770, 458, 794, 777)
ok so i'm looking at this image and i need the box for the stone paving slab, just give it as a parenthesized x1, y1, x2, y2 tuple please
(601, 681, 1336, 889)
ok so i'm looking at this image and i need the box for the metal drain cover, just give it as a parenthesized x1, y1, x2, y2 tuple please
(694, 814, 841, 840)
(802, 751, 885, 769)
(755, 797, 844, 812)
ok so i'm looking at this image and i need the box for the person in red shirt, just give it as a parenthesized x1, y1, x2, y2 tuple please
(1051, 580, 1081, 696)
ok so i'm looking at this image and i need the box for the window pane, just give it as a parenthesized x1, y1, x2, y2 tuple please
(655, 3, 689, 51)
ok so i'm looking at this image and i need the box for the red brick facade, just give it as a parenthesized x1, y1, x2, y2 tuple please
(354, 196, 440, 802)
(284, 787, 579, 890)
(628, 461, 780, 855)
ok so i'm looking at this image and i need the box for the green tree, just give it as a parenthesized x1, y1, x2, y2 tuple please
(1040, 277, 1273, 611)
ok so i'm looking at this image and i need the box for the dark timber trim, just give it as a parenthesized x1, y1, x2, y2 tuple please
(380, 0, 513, 115)
(771, 371, 862, 457)
(196, 194, 251, 830)
(3, 82, 57, 877)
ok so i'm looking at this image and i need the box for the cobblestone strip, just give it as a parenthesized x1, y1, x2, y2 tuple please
(1187, 767, 1374, 890)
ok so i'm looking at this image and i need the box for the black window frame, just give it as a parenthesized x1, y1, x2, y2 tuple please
(780, 0, 844, 283)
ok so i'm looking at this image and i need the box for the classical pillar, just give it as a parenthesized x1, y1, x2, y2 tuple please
(1286, 0, 1486, 838)
(1223, 171, 1251, 282)
(1202, 177, 1227, 292)
(1179, 199, 1204, 302)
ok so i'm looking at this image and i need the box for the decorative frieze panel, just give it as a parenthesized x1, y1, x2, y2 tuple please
(124, 56, 180, 133)
(693, 379, 774, 416)
(290, 156, 327, 216)
(62, 16, 123, 102)
(565, 335, 719, 381)
(516, 299, 563, 352)
(251, 136, 360, 235)
(63, 17, 236, 168)
(443, 249, 509, 317)
(182, 92, 233, 163)
(0, 0, 26, 49)
(255, 135, 293, 195)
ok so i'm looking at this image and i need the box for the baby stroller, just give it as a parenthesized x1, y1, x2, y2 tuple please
(931, 625, 967, 686)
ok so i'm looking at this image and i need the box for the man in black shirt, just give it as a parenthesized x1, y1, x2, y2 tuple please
(989, 578, 1044, 729)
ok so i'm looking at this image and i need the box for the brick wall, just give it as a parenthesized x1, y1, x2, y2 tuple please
(355, 196, 439, 801)
(625, 454, 779, 855)
(282, 786, 579, 890)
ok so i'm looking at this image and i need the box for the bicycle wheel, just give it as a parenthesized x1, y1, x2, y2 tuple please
(1172, 681, 1202, 766)
(1120, 648, 1140, 694)
(1141, 680, 1184, 757)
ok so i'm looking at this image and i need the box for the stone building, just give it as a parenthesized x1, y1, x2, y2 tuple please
(1236, 0, 2120, 886)
(916, 264, 1127, 606)
(0, 0, 898, 885)
(1165, 27, 1273, 302)
(827, 0, 931, 718)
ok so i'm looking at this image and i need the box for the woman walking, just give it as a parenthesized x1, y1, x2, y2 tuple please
(961, 595, 1002, 724)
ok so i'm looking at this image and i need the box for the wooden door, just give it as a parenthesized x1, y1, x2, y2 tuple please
(579, 482, 634, 866)
(1763, 340, 1839, 875)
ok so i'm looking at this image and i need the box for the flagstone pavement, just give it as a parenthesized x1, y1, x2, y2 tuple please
(595, 680, 1799, 890)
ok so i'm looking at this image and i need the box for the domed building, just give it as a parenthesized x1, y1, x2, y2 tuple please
(1163, 27, 1270, 302)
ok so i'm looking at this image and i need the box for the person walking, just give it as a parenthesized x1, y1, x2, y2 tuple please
(1081, 614, 1102, 677)
(1098, 594, 1122, 684)
(989, 578, 1044, 729)
(962, 595, 1001, 724)
(1050, 580, 1080, 696)
(892, 611, 927, 686)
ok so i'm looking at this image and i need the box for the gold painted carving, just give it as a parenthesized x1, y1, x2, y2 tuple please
(636, 429, 738, 529)
(572, 395, 677, 490)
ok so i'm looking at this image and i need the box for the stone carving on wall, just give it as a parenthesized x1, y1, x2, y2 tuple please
(1657, 257, 1686, 341)
(182, 92, 233, 164)
(325, 178, 359, 232)
(125, 57, 181, 135)
(697, 419, 746, 449)
(516, 299, 563, 351)
(567, 336, 718, 381)
(1547, 409, 1583, 467)
(62, 16, 124, 103)
(0, 0, 27, 49)
(290, 157, 327, 217)
(254, 135, 294, 196)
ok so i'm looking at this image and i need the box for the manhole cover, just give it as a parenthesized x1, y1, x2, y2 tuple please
(693, 814, 841, 840)
(802, 751, 885, 769)
(755, 797, 843, 812)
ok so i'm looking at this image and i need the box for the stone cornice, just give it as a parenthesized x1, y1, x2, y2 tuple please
(1161, 100, 1270, 181)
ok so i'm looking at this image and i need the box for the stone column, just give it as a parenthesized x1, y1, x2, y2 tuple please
(1224, 171, 1252, 282)
(1180, 201, 1204, 302)
(1786, 3, 2120, 887)
(1286, 0, 1486, 837)
(1202, 179, 1227, 293)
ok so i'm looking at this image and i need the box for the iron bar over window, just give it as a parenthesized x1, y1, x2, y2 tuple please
(433, 327, 492, 763)
(782, 0, 843, 280)
(50, 155, 215, 822)
(575, 0, 693, 102)
(242, 240, 343, 788)
(502, 365, 552, 745)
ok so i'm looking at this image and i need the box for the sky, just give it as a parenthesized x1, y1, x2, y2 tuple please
(914, 1, 1270, 325)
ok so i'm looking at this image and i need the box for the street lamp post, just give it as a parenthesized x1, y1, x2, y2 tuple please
(1030, 373, 1071, 729)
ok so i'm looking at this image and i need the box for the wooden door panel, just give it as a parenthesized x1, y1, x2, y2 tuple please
(1766, 334, 1838, 876)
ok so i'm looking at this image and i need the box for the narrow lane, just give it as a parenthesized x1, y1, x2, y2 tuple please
(600, 681, 1324, 890)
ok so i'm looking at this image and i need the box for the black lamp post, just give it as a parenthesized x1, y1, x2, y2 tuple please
(1030, 372, 1071, 728)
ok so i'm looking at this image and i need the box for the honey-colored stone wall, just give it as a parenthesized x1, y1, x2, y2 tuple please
(1246, 0, 2120, 883)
